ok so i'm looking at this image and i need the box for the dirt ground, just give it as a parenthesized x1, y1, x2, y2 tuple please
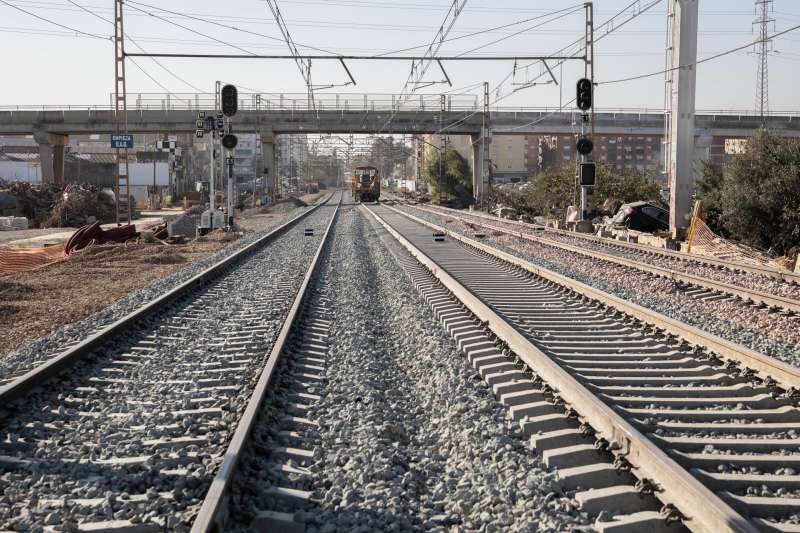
(0, 191, 328, 358)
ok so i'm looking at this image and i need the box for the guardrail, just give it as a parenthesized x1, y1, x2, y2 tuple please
(1, 94, 799, 118)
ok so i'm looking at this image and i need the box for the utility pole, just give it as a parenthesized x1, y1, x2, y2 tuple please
(754, 0, 774, 121)
(579, 2, 595, 221)
(665, 0, 699, 232)
(113, 0, 130, 225)
(439, 94, 446, 204)
(482, 81, 491, 210)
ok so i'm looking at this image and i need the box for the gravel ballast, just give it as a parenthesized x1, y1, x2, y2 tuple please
(421, 205, 800, 301)
(400, 205, 800, 366)
(0, 200, 325, 385)
(0, 201, 337, 531)
(228, 204, 589, 532)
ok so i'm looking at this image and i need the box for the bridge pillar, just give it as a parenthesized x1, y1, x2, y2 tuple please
(260, 131, 277, 199)
(34, 131, 68, 185)
(471, 133, 489, 206)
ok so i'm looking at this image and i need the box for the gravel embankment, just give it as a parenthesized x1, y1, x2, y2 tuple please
(400, 205, 800, 366)
(0, 202, 337, 531)
(229, 205, 590, 532)
(0, 199, 325, 384)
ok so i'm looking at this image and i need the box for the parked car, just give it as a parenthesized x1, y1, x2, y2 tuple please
(611, 201, 670, 232)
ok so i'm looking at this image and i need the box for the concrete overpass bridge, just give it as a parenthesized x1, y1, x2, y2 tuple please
(1, 92, 799, 192)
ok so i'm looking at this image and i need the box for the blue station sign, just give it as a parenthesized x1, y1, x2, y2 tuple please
(110, 134, 134, 149)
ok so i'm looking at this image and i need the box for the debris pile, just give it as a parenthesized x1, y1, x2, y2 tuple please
(0, 180, 117, 229)
(46, 183, 116, 228)
(0, 180, 57, 227)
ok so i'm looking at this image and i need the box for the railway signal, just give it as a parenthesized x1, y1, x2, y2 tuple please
(222, 134, 238, 150)
(576, 77, 593, 111)
(221, 84, 238, 117)
(576, 136, 593, 156)
(580, 162, 596, 186)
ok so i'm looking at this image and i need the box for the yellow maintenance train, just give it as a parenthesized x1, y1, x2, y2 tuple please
(351, 166, 380, 202)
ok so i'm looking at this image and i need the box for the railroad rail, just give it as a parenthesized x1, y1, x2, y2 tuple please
(363, 202, 800, 533)
(0, 193, 332, 396)
(192, 194, 339, 532)
(415, 200, 800, 285)
(402, 202, 800, 314)
(0, 193, 341, 531)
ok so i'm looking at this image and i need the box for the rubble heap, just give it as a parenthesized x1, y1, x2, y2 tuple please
(0, 180, 117, 229)
(0, 180, 57, 227)
(46, 183, 116, 228)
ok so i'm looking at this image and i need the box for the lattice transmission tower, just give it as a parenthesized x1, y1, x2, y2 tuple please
(754, 0, 774, 118)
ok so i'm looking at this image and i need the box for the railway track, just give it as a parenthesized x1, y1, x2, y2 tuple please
(0, 196, 332, 394)
(363, 202, 800, 533)
(401, 201, 800, 314)
(0, 193, 341, 531)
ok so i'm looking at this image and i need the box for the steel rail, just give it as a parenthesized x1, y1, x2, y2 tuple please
(383, 203, 800, 390)
(415, 201, 800, 284)
(363, 203, 756, 533)
(407, 203, 800, 312)
(191, 193, 341, 533)
(0, 194, 334, 405)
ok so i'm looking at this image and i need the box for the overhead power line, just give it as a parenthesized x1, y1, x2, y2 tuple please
(125, 0, 337, 55)
(64, 0, 204, 94)
(123, 1, 258, 56)
(265, 0, 318, 112)
(0, 0, 108, 39)
(490, 0, 663, 105)
(597, 22, 800, 85)
(373, 3, 583, 57)
(438, 0, 664, 142)
(454, 5, 584, 58)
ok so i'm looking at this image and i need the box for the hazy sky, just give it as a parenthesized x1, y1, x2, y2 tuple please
(1, 0, 798, 111)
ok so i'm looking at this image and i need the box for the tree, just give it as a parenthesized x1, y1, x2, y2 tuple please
(718, 129, 800, 254)
(425, 149, 472, 201)
(695, 160, 726, 234)
(592, 164, 662, 208)
(490, 163, 662, 217)
(358, 136, 413, 179)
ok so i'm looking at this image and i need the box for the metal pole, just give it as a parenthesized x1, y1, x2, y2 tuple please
(113, 0, 130, 225)
(440, 94, 445, 204)
(580, 1, 594, 222)
(227, 151, 234, 227)
(208, 133, 215, 215)
(483, 81, 490, 210)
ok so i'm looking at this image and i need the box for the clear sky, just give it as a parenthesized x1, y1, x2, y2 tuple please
(1, 0, 798, 112)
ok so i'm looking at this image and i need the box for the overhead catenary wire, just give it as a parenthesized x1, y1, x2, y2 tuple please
(372, 3, 584, 57)
(125, 0, 338, 56)
(0, 0, 109, 39)
(376, 0, 468, 135)
(264, 0, 322, 114)
(489, 0, 663, 104)
(598, 22, 800, 85)
(453, 4, 585, 58)
(123, 1, 260, 56)
(435, 0, 664, 144)
(65, 0, 204, 95)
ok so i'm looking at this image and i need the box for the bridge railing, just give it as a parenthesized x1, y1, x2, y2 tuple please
(1, 94, 798, 121)
(103, 92, 483, 113)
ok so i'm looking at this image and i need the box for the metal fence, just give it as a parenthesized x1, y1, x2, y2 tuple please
(1, 92, 798, 119)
